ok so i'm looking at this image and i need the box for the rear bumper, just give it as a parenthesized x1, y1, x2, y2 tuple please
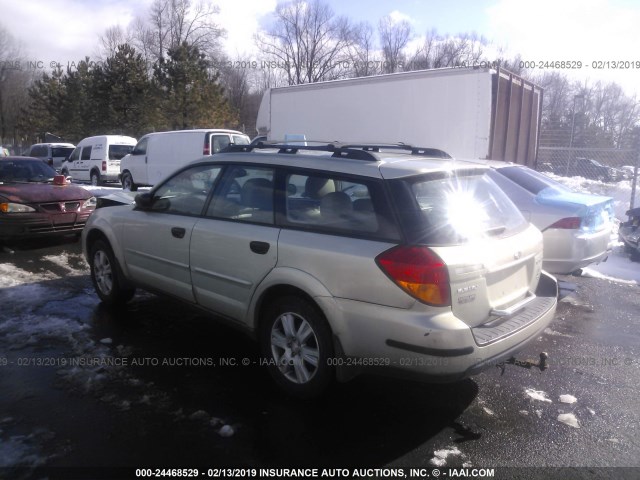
(320, 271, 558, 383)
(542, 227, 612, 274)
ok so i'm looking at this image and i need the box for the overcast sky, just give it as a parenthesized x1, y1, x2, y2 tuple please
(2, 0, 639, 95)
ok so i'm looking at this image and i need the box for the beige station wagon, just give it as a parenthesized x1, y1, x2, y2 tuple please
(83, 143, 558, 397)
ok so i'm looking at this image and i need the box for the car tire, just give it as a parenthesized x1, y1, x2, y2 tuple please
(61, 168, 69, 177)
(261, 296, 334, 398)
(122, 172, 137, 191)
(89, 239, 135, 306)
(90, 171, 101, 186)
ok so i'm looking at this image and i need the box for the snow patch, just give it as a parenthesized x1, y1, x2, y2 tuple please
(0, 314, 89, 350)
(430, 447, 462, 467)
(525, 388, 552, 403)
(218, 425, 235, 437)
(559, 394, 577, 404)
(582, 250, 640, 285)
(0, 434, 47, 469)
(557, 413, 580, 428)
(544, 328, 572, 338)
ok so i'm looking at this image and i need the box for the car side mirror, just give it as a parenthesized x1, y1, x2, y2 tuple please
(134, 192, 154, 210)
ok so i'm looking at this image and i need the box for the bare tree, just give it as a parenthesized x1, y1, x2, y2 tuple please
(0, 24, 27, 145)
(347, 22, 382, 77)
(97, 25, 131, 59)
(98, 0, 224, 66)
(255, 0, 353, 85)
(378, 15, 411, 73)
(408, 30, 487, 70)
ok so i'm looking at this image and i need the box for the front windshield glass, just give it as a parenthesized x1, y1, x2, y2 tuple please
(0, 160, 57, 182)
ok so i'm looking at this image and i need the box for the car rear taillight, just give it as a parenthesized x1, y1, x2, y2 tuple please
(376, 246, 451, 306)
(203, 139, 210, 155)
(548, 217, 581, 229)
(101, 161, 107, 171)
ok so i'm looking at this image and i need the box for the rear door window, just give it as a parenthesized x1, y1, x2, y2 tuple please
(207, 165, 275, 224)
(81, 146, 92, 160)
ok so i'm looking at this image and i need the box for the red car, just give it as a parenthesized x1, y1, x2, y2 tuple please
(0, 157, 96, 241)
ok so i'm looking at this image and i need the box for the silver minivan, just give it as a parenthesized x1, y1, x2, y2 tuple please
(83, 143, 557, 397)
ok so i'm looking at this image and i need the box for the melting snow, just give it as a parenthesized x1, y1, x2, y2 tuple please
(525, 388, 553, 403)
(430, 447, 462, 467)
(557, 413, 580, 428)
(582, 250, 640, 285)
(544, 328, 572, 338)
(559, 394, 577, 404)
(218, 425, 235, 437)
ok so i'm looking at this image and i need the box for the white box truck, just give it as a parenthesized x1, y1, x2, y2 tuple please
(256, 67, 543, 166)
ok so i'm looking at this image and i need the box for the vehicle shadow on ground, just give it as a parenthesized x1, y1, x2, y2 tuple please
(90, 295, 480, 467)
(1, 235, 80, 253)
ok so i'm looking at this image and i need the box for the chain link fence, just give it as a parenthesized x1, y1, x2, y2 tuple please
(536, 146, 639, 220)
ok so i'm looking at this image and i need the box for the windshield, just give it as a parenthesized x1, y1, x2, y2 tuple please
(0, 160, 57, 182)
(396, 172, 527, 245)
(232, 135, 250, 145)
(109, 144, 134, 160)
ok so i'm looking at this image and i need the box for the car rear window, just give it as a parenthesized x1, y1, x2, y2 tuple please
(392, 171, 528, 245)
(493, 166, 569, 195)
(51, 147, 74, 158)
(109, 145, 134, 160)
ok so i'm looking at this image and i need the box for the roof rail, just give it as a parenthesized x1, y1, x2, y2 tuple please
(221, 142, 452, 160)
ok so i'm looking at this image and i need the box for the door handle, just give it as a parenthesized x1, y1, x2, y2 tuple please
(171, 227, 186, 239)
(250, 241, 270, 255)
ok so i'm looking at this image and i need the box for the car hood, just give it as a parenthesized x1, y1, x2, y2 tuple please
(0, 183, 92, 203)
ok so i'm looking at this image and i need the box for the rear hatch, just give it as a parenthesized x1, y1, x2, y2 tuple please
(388, 169, 543, 327)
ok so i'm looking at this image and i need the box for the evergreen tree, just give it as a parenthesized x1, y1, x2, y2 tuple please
(154, 42, 237, 130)
(95, 44, 157, 136)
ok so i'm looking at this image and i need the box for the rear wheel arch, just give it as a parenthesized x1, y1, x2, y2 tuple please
(255, 285, 320, 333)
(90, 169, 101, 185)
(257, 290, 336, 397)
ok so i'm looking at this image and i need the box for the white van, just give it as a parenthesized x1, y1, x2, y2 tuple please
(61, 135, 136, 185)
(119, 129, 250, 190)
